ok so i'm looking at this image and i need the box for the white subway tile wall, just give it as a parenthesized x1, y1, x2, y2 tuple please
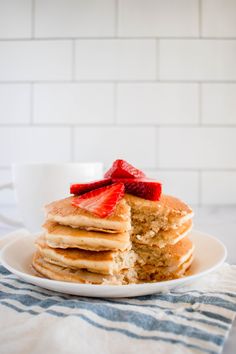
(0, 0, 235, 206)
(34, 83, 114, 124)
(74, 127, 156, 168)
(75, 39, 157, 80)
(0, 0, 31, 39)
(0, 84, 31, 124)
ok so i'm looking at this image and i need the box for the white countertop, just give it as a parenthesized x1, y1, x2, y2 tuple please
(0, 205, 236, 354)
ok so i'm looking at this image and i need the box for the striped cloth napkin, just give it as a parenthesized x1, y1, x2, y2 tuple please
(0, 261, 236, 354)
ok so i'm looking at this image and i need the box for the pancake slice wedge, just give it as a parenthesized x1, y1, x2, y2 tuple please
(32, 252, 126, 285)
(43, 221, 131, 251)
(45, 197, 131, 233)
(36, 236, 137, 275)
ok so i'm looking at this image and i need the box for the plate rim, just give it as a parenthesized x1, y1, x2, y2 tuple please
(0, 229, 227, 293)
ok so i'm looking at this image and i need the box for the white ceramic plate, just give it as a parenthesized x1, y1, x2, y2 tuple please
(0, 230, 227, 298)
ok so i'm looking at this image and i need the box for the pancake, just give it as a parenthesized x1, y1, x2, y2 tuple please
(134, 237, 194, 269)
(133, 220, 193, 248)
(45, 197, 131, 233)
(125, 194, 193, 241)
(32, 252, 127, 285)
(136, 254, 194, 282)
(36, 236, 136, 275)
(43, 221, 130, 251)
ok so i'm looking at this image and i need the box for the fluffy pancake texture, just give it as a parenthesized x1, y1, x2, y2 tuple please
(133, 220, 193, 248)
(136, 255, 193, 282)
(36, 235, 136, 275)
(134, 237, 194, 269)
(125, 194, 193, 244)
(45, 197, 131, 233)
(43, 221, 130, 251)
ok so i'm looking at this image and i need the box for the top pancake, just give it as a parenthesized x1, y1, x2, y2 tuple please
(45, 196, 131, 233)
(125, 194, 193, 219)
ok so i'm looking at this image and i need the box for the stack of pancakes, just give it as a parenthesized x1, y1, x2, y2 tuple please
(32, 198, 137, 285)
(32, 194, 194, 284)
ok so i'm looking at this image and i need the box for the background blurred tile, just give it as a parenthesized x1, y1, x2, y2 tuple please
(34, 83, 114, 124)
(118, 0, 199, 37)
(202, 0, 236, 37)
(160, 40, 236, 81)
(74, 127, 156, 168)
(0, 41, 72, 81)
(35, 0, 115, 37)
(0, 0, 31, 38)
(0, 127, 71, 166)
(0, 84, 30, 124)
(75, 40, 157, 80)
(201, 172, 236, 204)
(159, 127, 236, 169)
(202, 84, 236, 125)
(117, 83, 199, 125)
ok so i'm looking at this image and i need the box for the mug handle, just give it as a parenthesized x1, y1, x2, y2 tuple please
(0, 182, 24, 227)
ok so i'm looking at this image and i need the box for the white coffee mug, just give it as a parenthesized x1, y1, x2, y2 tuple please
(0, 162, 103, 232)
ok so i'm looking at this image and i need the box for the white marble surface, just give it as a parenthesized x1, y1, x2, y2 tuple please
(0, 205, 236, 354)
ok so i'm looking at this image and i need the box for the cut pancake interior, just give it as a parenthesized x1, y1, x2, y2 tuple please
(133, 220, 193, 248)
(136, 254, 194, 282)
(36, 236, 137, 275)
(125, 194, 193, 241)
(45, 197, 131, 233)
(43, 221, 131, 251)
(134, 237, 194, 269)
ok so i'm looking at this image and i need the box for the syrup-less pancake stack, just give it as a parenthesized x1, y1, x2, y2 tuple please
(32, 159, 194, 284)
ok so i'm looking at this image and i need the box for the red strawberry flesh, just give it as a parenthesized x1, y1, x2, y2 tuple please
(72, 183, 125, 218)
(70, 178, 112, 195)
(112, 178, 162, 201)
(104, 159, 146, 179)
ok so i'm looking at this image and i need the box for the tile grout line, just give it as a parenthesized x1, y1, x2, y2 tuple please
(1, 123, 236, 128)
(31, 0, 35, 39)
(1, 80, 236, 84)
(115, 0, 119, 37)
(1, 37, 236, 41)
(199, 0, 202, 38)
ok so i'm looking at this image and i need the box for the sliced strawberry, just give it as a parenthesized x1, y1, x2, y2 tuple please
(72, 183, 125, 218)
(70, 178, 112, 195)
(112, 178, 162, 201)
(104, 159, 146, 179)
